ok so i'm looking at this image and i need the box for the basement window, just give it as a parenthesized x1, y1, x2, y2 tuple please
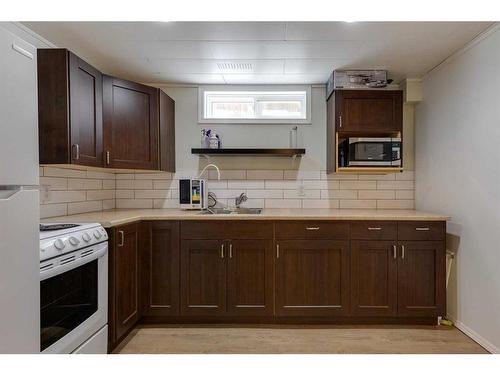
(199, 86, 311, 124)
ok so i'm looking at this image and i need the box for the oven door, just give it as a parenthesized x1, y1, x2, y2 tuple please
(40, 242, 108, 354)
(348, 137, 399, 166)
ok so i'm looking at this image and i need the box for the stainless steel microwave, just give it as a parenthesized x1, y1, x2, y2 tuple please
(339, 137, 401, 167)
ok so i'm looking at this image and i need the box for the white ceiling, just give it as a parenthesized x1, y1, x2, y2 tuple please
(22, 21, 492, 85)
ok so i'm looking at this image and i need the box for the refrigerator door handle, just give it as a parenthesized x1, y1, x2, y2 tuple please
(0, 186, 23, 200)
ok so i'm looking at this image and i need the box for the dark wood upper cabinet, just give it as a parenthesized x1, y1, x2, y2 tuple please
(334, 90, 403, 133)
(275, 239, 350, 316)
(397, 240, 446, 317)
(103, 76, 159, 170)
(38, 49, 103, 167)
(350, 240, 398, 316)
(180, 239, 226, 316)
(227, 239, 274, 316)
(139, 221, 180, 317)
(159, 90, 176, 172)
(112, 223, 139, 342)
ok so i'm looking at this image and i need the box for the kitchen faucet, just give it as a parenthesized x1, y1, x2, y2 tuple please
(235, 192, 248, 208)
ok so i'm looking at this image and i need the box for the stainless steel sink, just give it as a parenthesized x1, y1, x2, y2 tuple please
(199, 207, 262, 215)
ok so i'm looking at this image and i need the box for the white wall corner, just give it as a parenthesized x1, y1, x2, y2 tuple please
(399, 78, 423, 103)
(447, 314, 500, 354)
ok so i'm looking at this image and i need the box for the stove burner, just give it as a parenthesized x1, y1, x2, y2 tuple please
(39, 223, 81, 232)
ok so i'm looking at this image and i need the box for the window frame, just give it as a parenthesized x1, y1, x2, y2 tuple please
(198, 85, 312, 124)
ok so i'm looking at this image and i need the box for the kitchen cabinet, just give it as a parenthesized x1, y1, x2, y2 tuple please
(103, 76, 159, 170)
(108, 223, 139, 345)
(397, 240, 446, 316)
(180, 239, 227, 316)
(275, 239, 350, 316)
(180, 221, 274, 316)
(350, 221, 445, 317)
(350, 240, 397, 316)
(333, 90, 403, 133)
(139, 221, 180, 317)
(227, 239, 274, 316)
(38, 49, 103, 167)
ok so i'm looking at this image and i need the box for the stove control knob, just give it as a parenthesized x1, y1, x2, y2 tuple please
(69, 236, 80, 246)
(93, 230, 102, 239)
(82, 232, 91, 242)
(54, 239, 65, 250)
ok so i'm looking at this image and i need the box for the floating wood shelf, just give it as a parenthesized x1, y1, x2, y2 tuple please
(192, 148, 306, 157)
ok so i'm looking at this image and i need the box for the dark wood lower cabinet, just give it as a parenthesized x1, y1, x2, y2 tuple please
(111, 223, 139, 342)
(140, 221, 179, 317)
(180, 239, 226, 316)
(397, 241, 446, 317)
(351, 240, 397, 316)
(275, 240, 350, 316)
(227, 240, 274, 316)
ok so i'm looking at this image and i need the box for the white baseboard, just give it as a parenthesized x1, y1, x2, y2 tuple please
(447, 314, 500, 354)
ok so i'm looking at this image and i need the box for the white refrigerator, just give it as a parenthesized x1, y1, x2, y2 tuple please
(0, 24, 40, 353)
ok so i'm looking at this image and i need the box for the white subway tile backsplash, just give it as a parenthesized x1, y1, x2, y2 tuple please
(339, 180, 377, 190)
(247, 170, 283, 180)
(377, 180, 414, 190)
(339, 200, 377, 209)
(358, 190, 396, 200)
(227, 180, 263, 189)
(39, 167, 415, 218)
(265, 199, 301, 208)
(302, 199, 340, 209)
(377, 200, 415, 209)
(68, 178, 102, 190)
(321, 189, 358, 200)
(284, 170, 321, 180)
(68, 201, 102, 215)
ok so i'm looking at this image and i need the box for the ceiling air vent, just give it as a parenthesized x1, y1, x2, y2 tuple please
(217, 62, 253, 72)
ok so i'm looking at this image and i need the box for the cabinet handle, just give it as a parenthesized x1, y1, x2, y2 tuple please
(401, 244, 405, 259)
(339, 115, 342, 128)
(306, 227, 320, 231)
(106, 150, 110, 165)
(415, 227, 430, 231)
(392, 245, 397, 259)
(368, 227, 382, 231)
(221, 244, 224, 259)
(118, 230, 124, 247)
(229, 243, 232, 259)
(276, 244, 280, 259)
(72, 144, 80, 160)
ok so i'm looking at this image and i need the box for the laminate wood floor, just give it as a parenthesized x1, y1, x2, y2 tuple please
(113, 324, 488, 354)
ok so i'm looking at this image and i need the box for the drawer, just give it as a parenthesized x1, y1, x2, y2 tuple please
(350, 221, 397, 240)
(275, 221, 349, 240)
(397, 221, 445, 241)
(180, 220, 273, 239)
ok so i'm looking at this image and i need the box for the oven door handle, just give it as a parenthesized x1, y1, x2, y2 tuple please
(40, 244, 108, 281)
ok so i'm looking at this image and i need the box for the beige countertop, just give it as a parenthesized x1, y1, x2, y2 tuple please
(43, 208, 450, 228)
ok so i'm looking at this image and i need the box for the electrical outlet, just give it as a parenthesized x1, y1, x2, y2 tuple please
(297, 184, 305, 197)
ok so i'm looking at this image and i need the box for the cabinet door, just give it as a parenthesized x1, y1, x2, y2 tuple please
(227, 240, 274, 316)
(351, 240, 397, 316)
(336, 90, 402, 133)
(68, 52, 103, 167)
(397, 241, 446, 317)
(140, 221, 179, 317)
(103, 76, 159, 170)
(159, 90, 176, 172)
(180, 240, 226, 316)
(113, 223, 139, 341)
(276, 240, 349, 316)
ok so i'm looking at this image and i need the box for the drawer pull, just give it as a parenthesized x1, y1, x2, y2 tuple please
(118, 230, 124, 247)
(401, 245, 405, 259)
(392, 245, 397, 259)
(368, 227, 382, 231)
(221, 244, 224, 259)
(276, 244, 280, 258)
(229, 243, 232, 259)
(415, 227, 430, 231)
(306, 227, 320, 231)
